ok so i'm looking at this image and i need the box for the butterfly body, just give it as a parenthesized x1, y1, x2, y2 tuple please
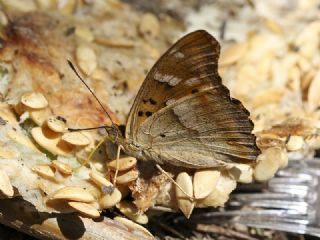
(108, 30, 260, 169)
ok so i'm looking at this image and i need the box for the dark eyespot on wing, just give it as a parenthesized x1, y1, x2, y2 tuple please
(138, 111, 143, 117)
(149, 98, 157, 105)
(146, 111, 153, 117)
(191, 89, 199, 94)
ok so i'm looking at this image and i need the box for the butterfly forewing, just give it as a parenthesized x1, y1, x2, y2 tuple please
(125, 30, 260, 168)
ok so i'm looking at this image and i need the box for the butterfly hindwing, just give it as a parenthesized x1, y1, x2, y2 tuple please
(125, 30, 260, 168)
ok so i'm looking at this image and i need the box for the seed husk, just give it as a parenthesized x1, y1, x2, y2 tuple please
(114, 217, 153, 237)
(254, 147, 284, 182)
(219, 42, 248, 66)
(0, 169, 14, 197)
(139, 13, 160, 38)
(193, 170, 220, 199)
(115, 169, 139, 184)
(228, 164, 254, 183)
(89, 171, 113, 189)
(196, 173, 236, 208)
(31, 126, 73, 156)
(47, 116, 67, 133)
(51, 186, 95, 202)
(76, 45, 97, 75)
(175, 172, 194, 218)
(107, 156, 137, 171)
(52, 160, 72, 175)
(286, 135, 304, 151)
(94, 37, 135, 48)
(68, 201, 100, 218)
(21, 92, 48, 109)
(75, 26, 94, 42)
(32, 164, 55, 180)
(116, 201, 148, 224)
(99, 188, 122, 209)
(61, 131, 91, 146)
(29, 108, 52, 126)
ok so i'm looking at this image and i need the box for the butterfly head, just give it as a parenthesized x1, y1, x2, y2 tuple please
(106, 124, 123, 144)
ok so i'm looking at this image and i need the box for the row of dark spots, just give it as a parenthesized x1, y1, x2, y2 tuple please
(138, 111, 153, 117)
(142, 98, 157, 105)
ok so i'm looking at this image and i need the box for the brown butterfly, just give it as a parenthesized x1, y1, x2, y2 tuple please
(71, 30, 260, 170)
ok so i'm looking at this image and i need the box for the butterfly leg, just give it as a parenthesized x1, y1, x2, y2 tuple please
(113, 144, 124, 185)
(81, 134, 110, 167)
(155, 164, 194, 202)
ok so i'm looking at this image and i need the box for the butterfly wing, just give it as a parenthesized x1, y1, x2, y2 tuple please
(126, 30, 260, 168)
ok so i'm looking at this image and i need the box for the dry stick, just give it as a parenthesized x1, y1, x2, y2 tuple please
(155, 164, 194, 201)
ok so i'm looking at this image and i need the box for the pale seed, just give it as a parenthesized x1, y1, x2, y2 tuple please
(52, 160, 72, 175)
(21, 92, 48, 109)
(263, 18, 283, 34)
(61, 132, 91, 146)
(308, 71, 320, 111)
(51, 186, 95, 202)
(0, 169, 14, 197)
(254, 147, 284, 182)
(286, 135, 304, 151)
(91, 68, 108, 81)
(89, 171, 113, 188)
(107, 156, 137, 171)
(219, 42, 248, 66)
(228, 164, 254, 183)
(31, 126, 73, 156)
(47, 116, 67, 133)
(58, 0, 76, 15)
(139, 13, 160, 38)
(7, 128, 39, 152)
(175, 172, 194, 218)
(29, 108, 52, 126)
(193, 170, 220, 199)
(114, 217, 153, 237)
(76, 45, 97, 75)
(94, 37, 135, 48)
(115, 169, 139, 184)
(99, 188, 122, 209)
(0, 147, 17, 159)
(75, 27, 94, 42)
(196, 173, 236, 208)
(68, 201, 100, 218)
(116, 201, 148, 224)
(32, 164, 55, 180)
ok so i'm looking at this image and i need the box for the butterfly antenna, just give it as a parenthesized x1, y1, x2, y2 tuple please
(67, 60, 114, 126)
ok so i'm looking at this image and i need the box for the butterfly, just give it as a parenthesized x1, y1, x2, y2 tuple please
(70, 30, 260, 169)
(107, 30, 260, 169)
